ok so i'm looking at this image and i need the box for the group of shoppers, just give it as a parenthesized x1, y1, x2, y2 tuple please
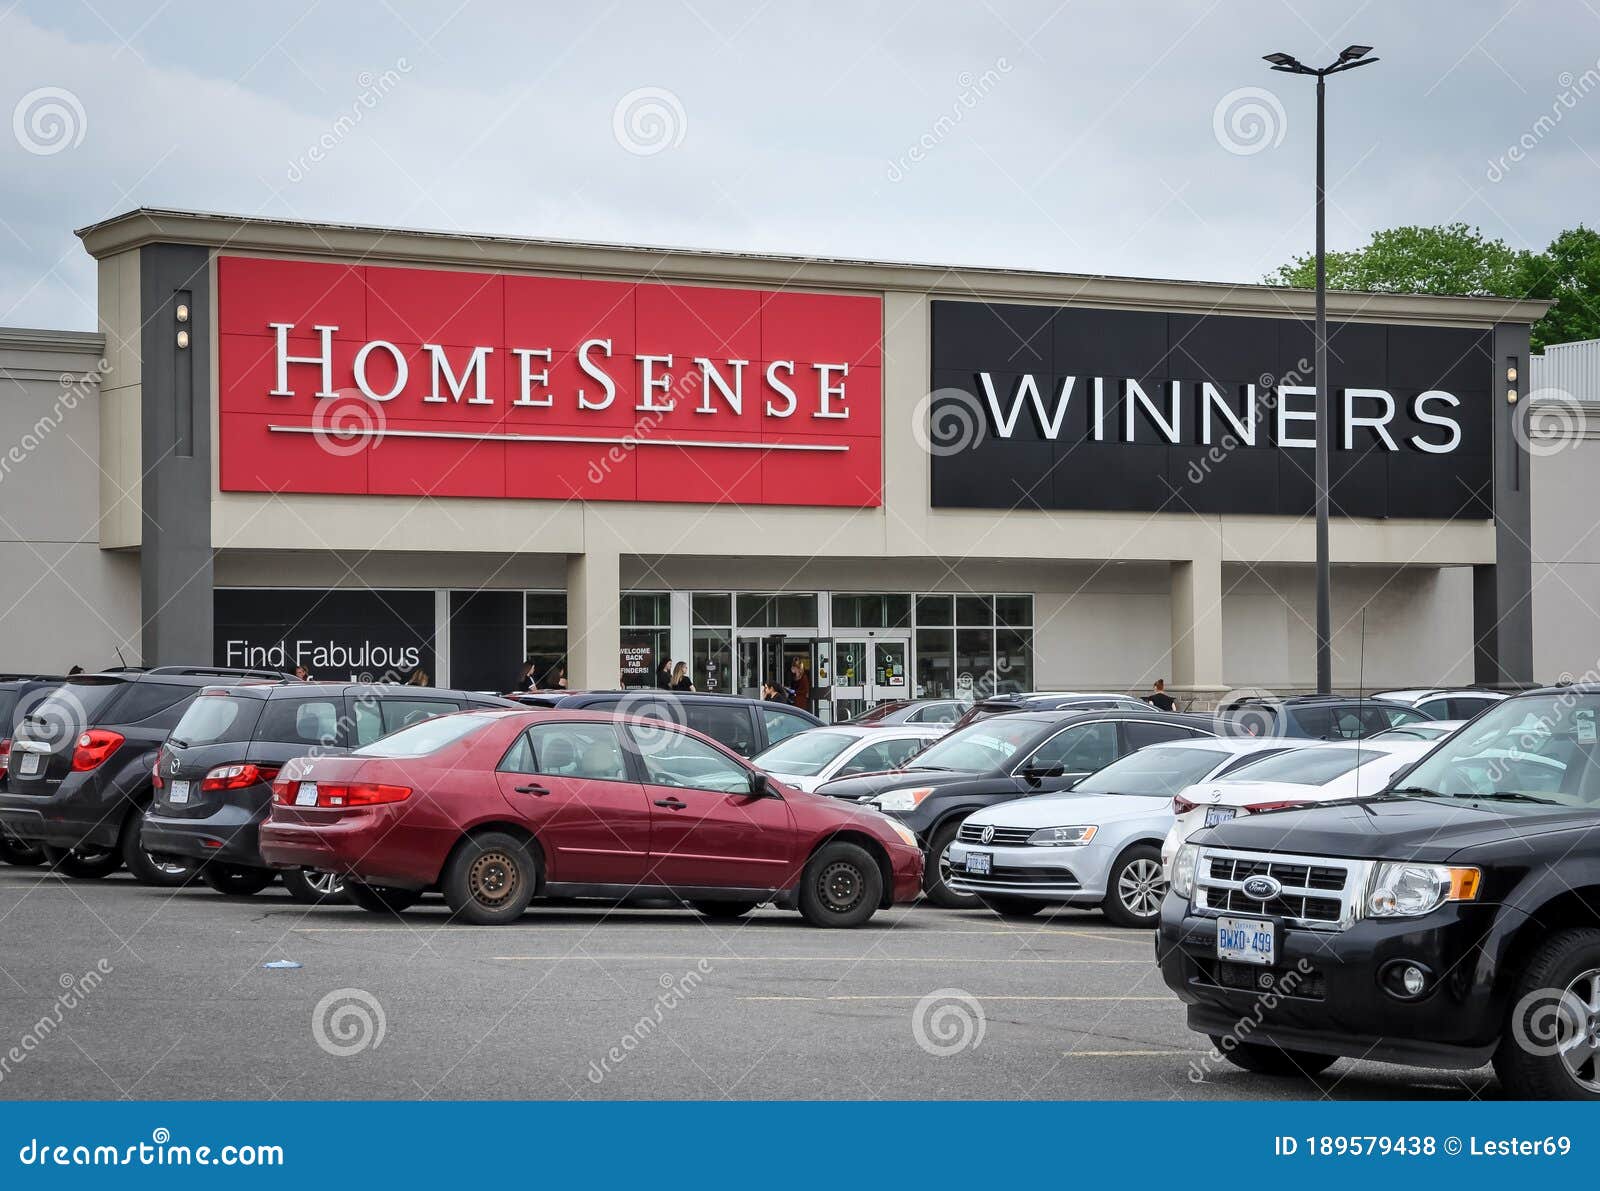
(653, 658, 695, 691)
(514, 658, 568, 693)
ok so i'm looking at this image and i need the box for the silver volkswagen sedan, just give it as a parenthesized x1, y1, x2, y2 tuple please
(946, 738, 1298, 928)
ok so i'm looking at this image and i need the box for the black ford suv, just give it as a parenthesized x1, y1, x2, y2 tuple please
(817, 708, 1218, 907)
(143, 682, 516, 900)
(0, 667, 288, 883)
(1160, 684, 1600, 1099)
(508, 690, 820, 757)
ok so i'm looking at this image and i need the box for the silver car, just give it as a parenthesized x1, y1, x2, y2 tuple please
(947, 738, 1295, 928)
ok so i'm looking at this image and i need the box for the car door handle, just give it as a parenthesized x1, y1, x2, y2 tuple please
(653, 797, 688, 810)
(514, 783, 550, 796)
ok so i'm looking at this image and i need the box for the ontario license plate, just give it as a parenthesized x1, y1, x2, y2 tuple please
(965, 851, 992, 875)
(168, 780, 190, 805)
(18, 752, 41, 776)
(1217, 916, 1275, 966)
(295, 781, 319, 807)
(1204, 805, 1237, 827)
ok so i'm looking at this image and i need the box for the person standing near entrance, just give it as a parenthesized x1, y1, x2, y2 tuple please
(791, 659, 812, 711)
(655, 658, 673, 690)
(1146, 679, 1176, 712)
(670, 661, 694, 691)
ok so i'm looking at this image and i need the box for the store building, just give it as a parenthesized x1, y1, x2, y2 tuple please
(0, 209, 1548, 713)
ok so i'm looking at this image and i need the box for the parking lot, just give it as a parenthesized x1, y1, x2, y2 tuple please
(0, 867, 1498, 1101)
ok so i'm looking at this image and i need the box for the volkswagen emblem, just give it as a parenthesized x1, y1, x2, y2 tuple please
(980, 824, 995, 845)
(1241, 874, 1282, 900)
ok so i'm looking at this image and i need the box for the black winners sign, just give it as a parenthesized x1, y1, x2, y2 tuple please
(928, 301, 1493, 519)
(215, 589, 435, 682)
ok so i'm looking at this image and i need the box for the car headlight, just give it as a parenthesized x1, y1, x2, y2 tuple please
(1366, 862, 1481, 918)
(1171, 844, 1200, 898)
(1027, 825, 1096, 847)
(873, 787, 935, 812)
(886, 821, 919, 848)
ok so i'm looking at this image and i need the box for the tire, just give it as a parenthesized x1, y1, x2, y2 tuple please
(441, 832, 537, 925)
(282, 869, 349, 905)
(119, 813, 200, 887)
(1102, 843, 1167, 929)
(798, 841, 883, 928)
(981, 895, 1042, 919)
(345, 880, 424, 916)
(922, 820, 981, 909)
(1493, 928, 1600, 1100)
(41, 843, 121, 879)
(1209, 1036, 1339, 1078)
(691, 900, 759, 920)
(0, 831, 43, 867)
(199, 863, 275, 897)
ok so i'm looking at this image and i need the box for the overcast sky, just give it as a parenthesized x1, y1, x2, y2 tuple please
(1, 0, 1595, 330)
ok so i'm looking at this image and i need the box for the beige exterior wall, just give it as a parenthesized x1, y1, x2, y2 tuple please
(0, 328, 141, 670)
(1531, 409, 1600, 683)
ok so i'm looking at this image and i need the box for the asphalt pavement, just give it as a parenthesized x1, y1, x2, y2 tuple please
(0, 867, 1498, 1100)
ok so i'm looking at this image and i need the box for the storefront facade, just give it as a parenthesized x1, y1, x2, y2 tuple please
(9, 208, 1544, 708)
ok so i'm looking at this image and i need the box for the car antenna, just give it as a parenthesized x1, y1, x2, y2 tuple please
(114, 644, 128, 668)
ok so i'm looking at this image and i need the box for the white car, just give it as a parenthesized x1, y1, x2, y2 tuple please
(944, 738, 1298, 928)
(1369, 719, 1465, 743)
(1161, 739, 1435, 874)
(1373, 688, 1508, 721)
(751, 725, 944, 793)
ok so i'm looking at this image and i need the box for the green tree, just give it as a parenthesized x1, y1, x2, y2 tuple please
(1266, 222, 1600, 351)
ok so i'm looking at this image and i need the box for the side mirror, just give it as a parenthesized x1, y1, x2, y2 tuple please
(1022, 762, 1067, 783)
(1388, 761, 1416, 785)
(748, 771, 776, 798)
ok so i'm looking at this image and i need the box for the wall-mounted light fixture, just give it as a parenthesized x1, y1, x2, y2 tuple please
(1505, 358, 1518, 403)
(175, 303, 190, 323)
(176, 329, 190, 350)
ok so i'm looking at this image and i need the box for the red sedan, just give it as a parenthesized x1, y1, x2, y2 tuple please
(259, 708, 923, 927)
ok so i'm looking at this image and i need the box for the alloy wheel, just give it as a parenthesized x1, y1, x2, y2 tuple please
(1117, 857, 1166, 920)
(1552, 968, 1600, 1093)
(306, 871, 343, 897)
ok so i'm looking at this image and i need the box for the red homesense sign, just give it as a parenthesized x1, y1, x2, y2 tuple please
(217, 256, 883, 506)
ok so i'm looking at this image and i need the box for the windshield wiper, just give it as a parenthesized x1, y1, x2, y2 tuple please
(1466, 790, 1561, 805)
(1387, 785, 1444, 798)
(167, 737, 190, 750)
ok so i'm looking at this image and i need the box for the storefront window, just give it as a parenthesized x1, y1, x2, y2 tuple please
(693, 628, 732, 693)
(525, 591, 567, 688)
(914, 628, 954, 698)
(915, 594, 953, 626)
(832, 593, 911, 629)
(955, 628, 995, 697)
(996, 627, 1034, 694)
(995, 595, 1032, 629)
(736, 593, 818, 628)
(692, 593, 732, 627)
(621, 590, 670, 688)
(956, 595, 995, 626)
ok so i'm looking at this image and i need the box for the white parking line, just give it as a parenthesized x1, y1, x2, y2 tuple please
(742, 994, 1177, 1002)
(491, 954, 1148, 964)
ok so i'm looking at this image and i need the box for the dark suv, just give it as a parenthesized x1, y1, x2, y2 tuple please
(1218, 695, 1426, 739)
(816, 707, 1218, 906)
(949, 692, 1149, 731)
(508, 690, 820, 757)
(143, 682, 516, 900)
(1160, 684, 1600, 1099)
(0, 674, 68, 866)
(0, 667, 288, 883)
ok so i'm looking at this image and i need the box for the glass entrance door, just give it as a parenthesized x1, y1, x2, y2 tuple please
(831, 637, 910, 722)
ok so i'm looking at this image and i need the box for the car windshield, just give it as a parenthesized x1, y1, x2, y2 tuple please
(1072, 746, 1232, 797)
(17, 679, 125, 748)
(1222, 745, 1379, 786)
(170, 693, 266, 747)
(904, 717, 1042, 773)
(1395, 694, 1600, 807)
(353, 712, 493, 758)
(753, 730, 857, 776)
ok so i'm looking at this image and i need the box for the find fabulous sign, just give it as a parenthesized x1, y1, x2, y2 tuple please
(214, 589, 434, 682)
(927, 300, 1494, 519)
(217, 256, 883, 507)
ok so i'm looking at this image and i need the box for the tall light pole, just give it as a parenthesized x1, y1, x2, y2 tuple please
(1263, 44, 1379, 695)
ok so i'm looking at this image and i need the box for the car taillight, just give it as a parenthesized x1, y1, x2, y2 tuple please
(1173, 794, 1197, 814)
(270, 779, 412, 808)
(200, 763, 282, 792)
(0, 738, 10, 777)
(1242, 798, 1308, 813)
(71, 729, 125, 772)
(152, 753, 163, 789)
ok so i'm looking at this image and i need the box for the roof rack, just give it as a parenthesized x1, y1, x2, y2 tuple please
(145, 665, 292, 680)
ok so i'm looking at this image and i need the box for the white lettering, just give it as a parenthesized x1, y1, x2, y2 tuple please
(1411, 390, 1462, 454)
(352, 340, 406, 401)
(694, 357, 747, 416)
(513, 348, 554, 408)
(1124, 380, 1179, 443)
(1275, 385, 1317, 448)
(270, 323, 337, 398)
(422, 344, 494, 405)
(764, 361, 797, 418)
(813, 363, 849, 420)
(576, 339, 617, 410)
(978, 373, 1076, 438)
(1342, 387, 1399, 450)
(1202, 382, 1256, 446)
(637, 355, 675, 412)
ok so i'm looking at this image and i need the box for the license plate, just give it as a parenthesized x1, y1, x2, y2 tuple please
(295, 781, 319, 807)
(1204, 805, 1237, 827)
(965, 851, 992, 875)
(18, 752, 41, 776)
(1217, 916, 1276, 966)
(168, 779, 190, 805)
